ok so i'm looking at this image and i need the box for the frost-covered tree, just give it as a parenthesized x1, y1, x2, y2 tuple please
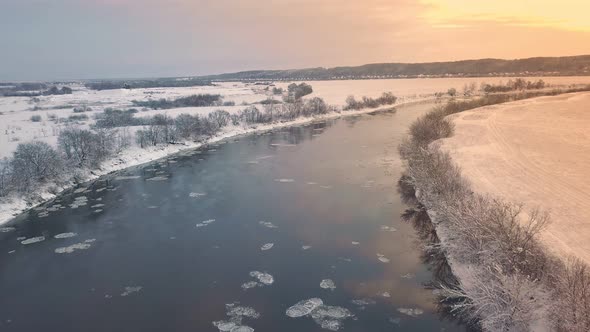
(11, 141, 62, 192)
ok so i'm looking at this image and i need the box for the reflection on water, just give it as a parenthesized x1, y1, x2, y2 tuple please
(0, 102, 469, 332)
(397, 175, 479, 331)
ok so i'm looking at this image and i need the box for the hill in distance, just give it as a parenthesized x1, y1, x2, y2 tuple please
(197, 55, 590, 81)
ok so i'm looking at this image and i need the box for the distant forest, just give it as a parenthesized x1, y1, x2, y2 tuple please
(196, 55, 590, 81)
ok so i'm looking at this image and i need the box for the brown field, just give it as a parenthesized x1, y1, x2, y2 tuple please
(438, 92, 590, 264)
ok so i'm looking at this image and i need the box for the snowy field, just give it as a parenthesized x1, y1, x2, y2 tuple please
(1, 77, 590, 224)
(2, 77, 590, 159)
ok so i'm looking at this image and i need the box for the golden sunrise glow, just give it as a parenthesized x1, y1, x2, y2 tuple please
(421, 0, 590, 31)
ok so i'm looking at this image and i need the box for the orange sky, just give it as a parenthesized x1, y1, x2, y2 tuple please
(2, 0, 590, 79)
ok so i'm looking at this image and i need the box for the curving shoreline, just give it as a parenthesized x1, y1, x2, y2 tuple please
(0, 97, 435, 226)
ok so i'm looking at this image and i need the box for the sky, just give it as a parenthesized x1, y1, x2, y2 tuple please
(1, 0, 590, 81)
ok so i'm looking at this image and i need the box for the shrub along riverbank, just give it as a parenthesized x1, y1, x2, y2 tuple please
(0, 87, 398, 224)
(399, 86, 590, 331)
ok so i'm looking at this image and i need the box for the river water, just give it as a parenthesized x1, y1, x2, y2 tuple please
(0, 102, 468, 332)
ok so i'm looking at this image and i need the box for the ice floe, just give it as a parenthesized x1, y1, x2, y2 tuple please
(21, 236, 45, 245)
(213, 303, 259, 332)
(380, 292, 391, 298)
(146, 176, 168, 181)
(0, 227, 15, 233)
(274, 178, 295, 183)
(54, 232, 77, 239)
(302, 245, 312, 250)
(258, 221, 277, 228)
(286, 298, 353, 331)
(90, 204, 105, 208)
(376, 254, 390, 263)
(397, 308, 424, 317)
(55, 242, 92, 254)
(351, 298, 376, 310)
(260, 243, 274, 251)
(351, 241, 360, 245)
(121, 286, 143, 297)
(196, 219, 216, 228)
(249, 271, 274, 285)
(380, 225, 397, 232)
(401, 273, 415, 279)
(320, 279, 336, 291)
(114, 175, 141, 180)
(241, 281, 259, 290)
(189, 192, 207, 198)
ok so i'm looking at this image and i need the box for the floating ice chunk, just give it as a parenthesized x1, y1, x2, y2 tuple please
(90, 204, 105, 208)
(121, 286, 143, 297)
(351, 241, 360, 245)
(213, 321, 237, 332)
(146, 176, 168, 181)
(230, 326, 254, 332)
(274, 178, 294, 183)
(258, 221, 277, 228)
(351, 299, 376, 310)
(0, 227, 15, 233)
(55, 242, 91, 254)
(287, 299, 353, 331)
(16, 236, 25, 241)
(241, 281, 260, 290)
(256, 155, 273, 160)
(54, 232, 77, 239)
(270, 143, 296, 147)
(260, 243, 274, 251)
(196, 219, 215, 228)
(376, 254, 390, 263)
(147, 206, 158, 209)
(389, 317, 401, 325)
(226, 303, 260, 319)
(114, 175, 141, 180)
(302, 245, 312, 250)
(320, 185, 333, 189)
(397, 308, 424, 317)
(286, 298, 324, 317)
(21, 236, 45, 245)
(320, 279, 336, 291)
(93, 209, 103, 213)
(380, 225, 397, 232)
(96, 187, 107, 193)
(74, 187, 86, 194)
(8, 250, 16, 254)
(85, 239, 96, 243)
(249, 271, 274, 285)
(189, 192, 207, 198)
(380, 292, 391, 298)
(401, 273, 415, 279)
(306, 182, 317, 185)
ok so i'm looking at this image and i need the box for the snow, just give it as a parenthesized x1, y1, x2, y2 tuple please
(7, 78, 585, 225)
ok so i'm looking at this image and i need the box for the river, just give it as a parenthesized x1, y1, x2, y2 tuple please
(0, 101, 469, 332)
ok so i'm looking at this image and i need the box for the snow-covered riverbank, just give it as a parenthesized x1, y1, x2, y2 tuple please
(0, 97, 435, 225)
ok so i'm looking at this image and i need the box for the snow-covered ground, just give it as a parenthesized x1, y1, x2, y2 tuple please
(1, 77, 589, 224)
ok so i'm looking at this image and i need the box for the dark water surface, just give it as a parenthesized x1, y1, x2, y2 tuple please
(0, 103, 467, 332)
